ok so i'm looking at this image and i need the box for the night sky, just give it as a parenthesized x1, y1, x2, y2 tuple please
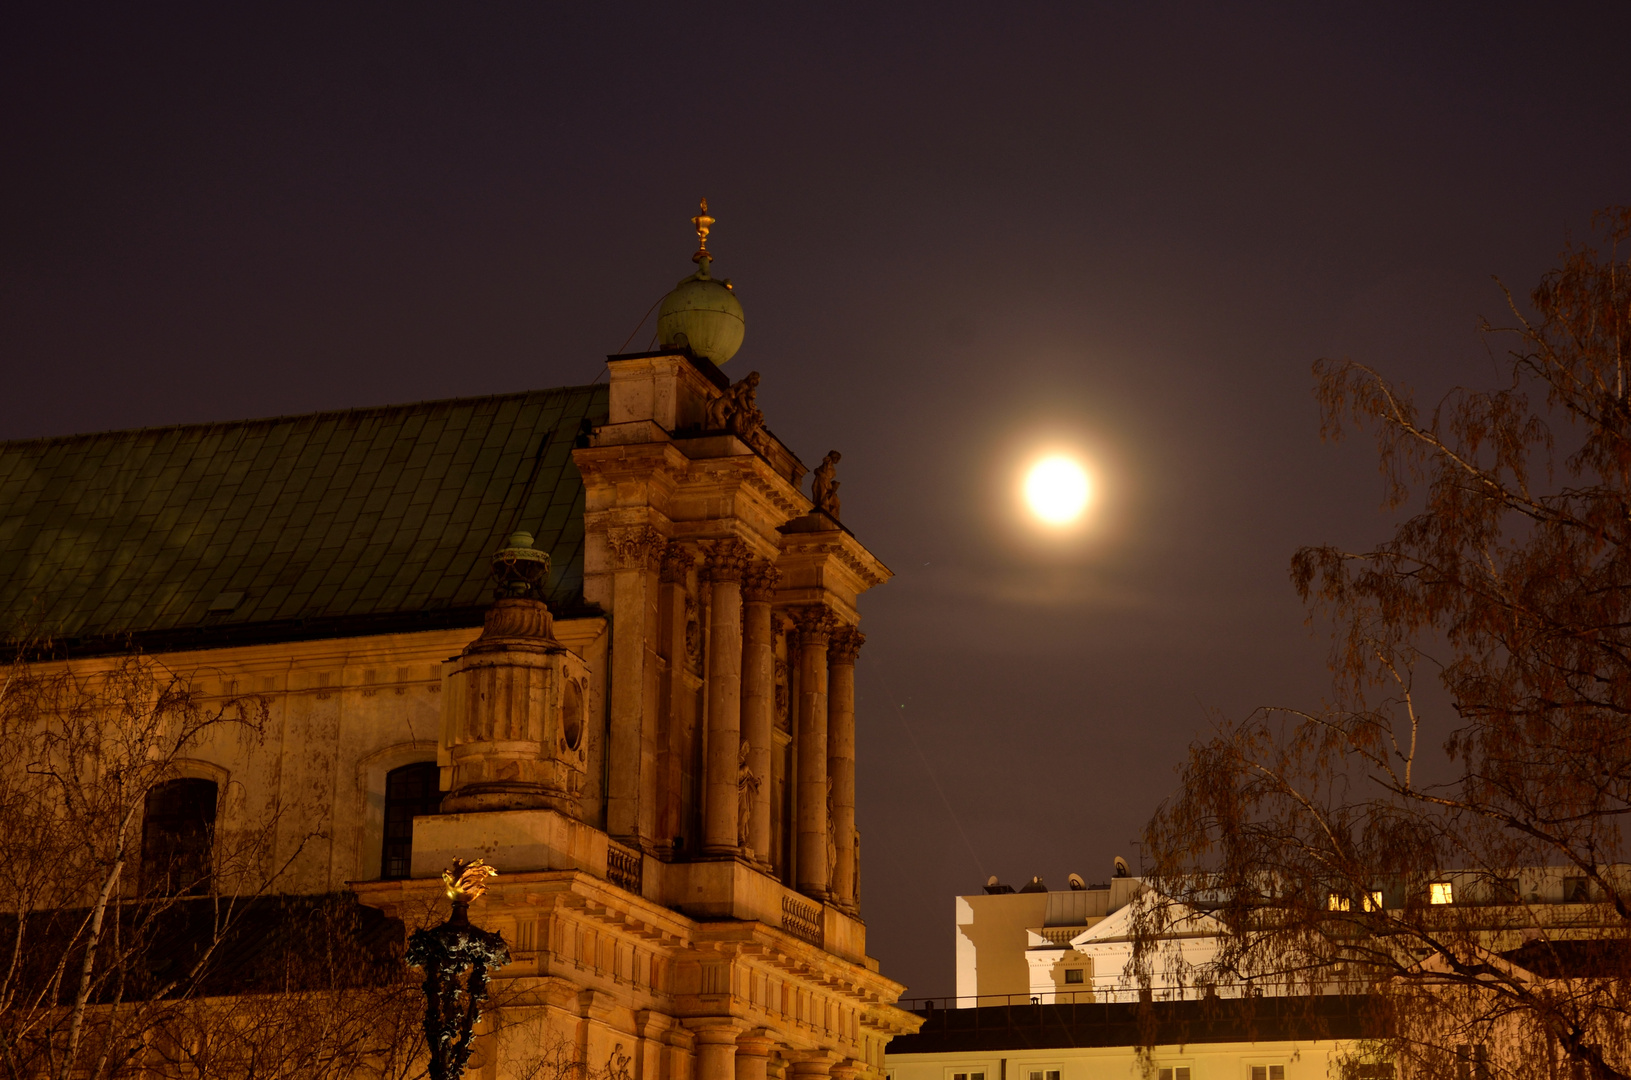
(5, 4, 1630, 998)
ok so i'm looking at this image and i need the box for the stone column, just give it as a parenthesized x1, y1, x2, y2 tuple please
(735, 1033, 776, 1080)
(656, 542, 696, 851)
(703, 539, 749, 855)
(606, 525, 665, 846)
(827, 626, 863, 911)
(740, 561, 780, 866)
(689, 1021, 746, 1080)
(794, 607, 837, 898)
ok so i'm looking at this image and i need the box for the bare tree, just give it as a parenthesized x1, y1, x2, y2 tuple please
(1135, 209, 1631, 1080)
(0, 645, 427, 1080)
(136, 896, 428, 1080)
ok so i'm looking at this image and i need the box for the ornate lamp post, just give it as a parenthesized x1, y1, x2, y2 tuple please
(406, 859, 510, 1080)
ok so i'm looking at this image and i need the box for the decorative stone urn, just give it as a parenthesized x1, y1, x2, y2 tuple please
(440, 533, 590, 815)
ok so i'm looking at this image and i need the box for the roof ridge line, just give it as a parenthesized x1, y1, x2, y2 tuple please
(0, 383, 607, 450)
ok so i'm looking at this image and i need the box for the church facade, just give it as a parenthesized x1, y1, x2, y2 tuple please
(0, 210, 919, 1077)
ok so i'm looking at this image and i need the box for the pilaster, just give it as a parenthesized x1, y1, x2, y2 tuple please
(607, 523, 668, 848)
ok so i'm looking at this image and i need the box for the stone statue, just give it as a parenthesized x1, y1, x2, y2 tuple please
(706, 371, 765, 443)
(812, 450, 841, 518)
(737, 739, 760, 847)
(608, 1045, 633, 1080)
(728, 372, 764, 440)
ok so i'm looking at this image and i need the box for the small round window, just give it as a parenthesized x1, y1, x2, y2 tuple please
(562, 679, 584, 752)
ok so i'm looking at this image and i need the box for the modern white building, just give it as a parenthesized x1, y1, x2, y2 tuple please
(954, 869, 1219, 1006)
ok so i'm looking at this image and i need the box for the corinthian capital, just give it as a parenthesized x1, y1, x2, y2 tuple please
(742, 560, 782, 602)
(829, 626, 865, 664)
(791, 605, 839, 645)
(606, 525, 667, 571)
(660, 541, 696, 584)
(704, 537, 751, 584)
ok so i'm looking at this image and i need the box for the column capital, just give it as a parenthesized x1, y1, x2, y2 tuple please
(735, 1032, 778, 1058)
(790, 1052, 842, 1078)
(684, 1017, 750, 1044)
(660, 541, 697, 583)
(791, 605, 839, 644)
(829, 626, 865, 664)
(829, 1063, 864, 1080)
(607, 524, 668, 570)
(704, 537, 752, 583)
(742, 559, 782, 602)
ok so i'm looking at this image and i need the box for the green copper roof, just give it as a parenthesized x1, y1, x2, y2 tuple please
(0, 385, 608, 654)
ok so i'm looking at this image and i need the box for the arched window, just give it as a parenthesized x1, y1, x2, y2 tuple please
(142, 778, 218, 896)
(382, 762, 441, 879)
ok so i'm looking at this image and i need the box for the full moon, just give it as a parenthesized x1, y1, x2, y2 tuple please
(1023, 455, 1092, 525)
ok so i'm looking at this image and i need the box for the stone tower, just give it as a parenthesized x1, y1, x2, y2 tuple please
(354, 204, 919, 1080)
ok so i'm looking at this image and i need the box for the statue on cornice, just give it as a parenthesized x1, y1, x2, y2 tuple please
(706, 371, 764, 443)
(812, 450, 841, 518)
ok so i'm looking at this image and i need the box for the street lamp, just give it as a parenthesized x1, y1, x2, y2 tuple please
(406, 859, 510, 1080)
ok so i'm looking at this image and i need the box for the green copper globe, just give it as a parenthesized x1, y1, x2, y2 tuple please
(656, 199, 744, 365)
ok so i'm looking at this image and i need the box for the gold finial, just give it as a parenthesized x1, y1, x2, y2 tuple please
(691, 197, 715, 265)
(441, 858, 498, 903)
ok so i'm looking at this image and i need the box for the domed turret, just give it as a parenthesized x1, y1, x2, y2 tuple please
(657, 198, 745, 365)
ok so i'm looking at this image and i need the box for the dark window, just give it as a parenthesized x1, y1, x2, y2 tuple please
(1456, 1044, 1489, 1080)
(142, 778, 217, 895)
(1064, 968, 1084, 984)
(382, 762, 441, 879)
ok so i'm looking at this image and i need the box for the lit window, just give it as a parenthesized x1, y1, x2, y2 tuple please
(142, 778, 218, 896)
(1327, 893, 1351, 912)
(1065, 968, 1084, 984)
(382, 762, 442, 879)
(1430, 882, 1454, 905)
(1365, 890, 1385, 912)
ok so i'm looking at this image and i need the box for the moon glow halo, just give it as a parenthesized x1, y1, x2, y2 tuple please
(1023, 455, 1092, 526)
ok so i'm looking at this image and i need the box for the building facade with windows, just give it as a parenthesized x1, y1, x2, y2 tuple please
(0, 211, 920, 1078)
(954, 868, 1631, 1009)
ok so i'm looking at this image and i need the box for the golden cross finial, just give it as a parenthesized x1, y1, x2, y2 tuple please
(691, 197, 715, 264)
